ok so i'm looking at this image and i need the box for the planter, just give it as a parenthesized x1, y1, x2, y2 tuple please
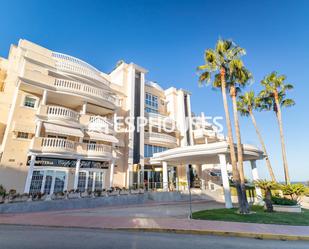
(108, 190, 119, 196)
(68, 192, 80, 199)
(119, 190, 129, 195)
(273, 204, 301, 213)
(0, 196, 4, 203)
(139, 189, 145, 194)
(130, 189, 140, 195)
(81, 192, 90, 198)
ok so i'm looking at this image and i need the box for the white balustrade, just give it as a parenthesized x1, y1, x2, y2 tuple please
(47, 105, 79, 122)
(54, 79, 117, 105)
(52, 52, 108, 84)
(41, 138, 75, 153)
(145, 132, 177, 145)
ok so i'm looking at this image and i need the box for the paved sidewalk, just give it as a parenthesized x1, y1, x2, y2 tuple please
(0, 201, 309, 241)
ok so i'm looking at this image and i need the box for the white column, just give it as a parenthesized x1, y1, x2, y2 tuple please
(74, 159, 81, 190)
(92, 172, 96, 192)
(42, 90, 48, 105)
(24, 155, 36, 193)
(85, 171, 89, 191)
(162, 161, 168, 191)
(250, 160, 263, 200)
(219, 154, 233, 208)
(40, 170, 47, 193)
(82, 102, 87, 114)
(50, 171, 56, 195)
(64, 171, 69, 192)
(109, 160, 115, 188)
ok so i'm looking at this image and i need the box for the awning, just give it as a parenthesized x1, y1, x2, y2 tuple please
(44, 123, 84, 137)
(86, 131, 119, 143)
(13, 122, 36, 133)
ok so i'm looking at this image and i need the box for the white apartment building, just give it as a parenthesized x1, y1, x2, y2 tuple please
(0, 40, 263, 207)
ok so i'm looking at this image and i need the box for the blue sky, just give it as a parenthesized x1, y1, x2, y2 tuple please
(1, 0, 308, 181)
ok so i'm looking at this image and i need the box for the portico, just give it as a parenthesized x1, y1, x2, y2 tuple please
(150, 141, 264, 208)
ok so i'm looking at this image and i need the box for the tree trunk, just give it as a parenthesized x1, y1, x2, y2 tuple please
(220, 68, 243, 211)
(274, 90, 290, 184)
(249, 111, 276, 182)
(230, 86, 249, 214)
(265, 189, 273, 212)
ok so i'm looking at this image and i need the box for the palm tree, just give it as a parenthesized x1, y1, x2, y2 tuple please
(197, 39, 249, 213)
(259, 72, 295, 184)
(237, 91, 276, 182)
(254, 180, 279, 212)
(225, 60, 252, 213)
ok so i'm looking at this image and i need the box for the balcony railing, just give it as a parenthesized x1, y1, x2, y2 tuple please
(54, 79, 117, 106)
(80, 115, 114, 134)
(145, 112, 176, 129)
(45, 105, 80, 122)
(34, 137, 75, 154)
(52, 52, 109, 84)
(145, 132, 177, 147)
(31, 137, 113, 158)
(77, 143, 112, 158)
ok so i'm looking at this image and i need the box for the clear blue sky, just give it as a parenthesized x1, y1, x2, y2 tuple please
(1, 0, 308, 181)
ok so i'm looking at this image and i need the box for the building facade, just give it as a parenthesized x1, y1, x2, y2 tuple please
(0, 40, 262, 199)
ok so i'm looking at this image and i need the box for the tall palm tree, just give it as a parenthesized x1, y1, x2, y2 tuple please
(259, 72, 295, 184)
(237, 91, 276, 182)
(225, 60, 252, 213)
(197, 39, 249, 213)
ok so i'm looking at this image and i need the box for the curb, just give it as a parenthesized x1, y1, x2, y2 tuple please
(1, 223, 308, 241)
(114, 227, 309, 241)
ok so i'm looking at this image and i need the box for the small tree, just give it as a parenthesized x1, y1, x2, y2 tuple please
(254, 180, 279, 212)
(280, 184, 306, 203)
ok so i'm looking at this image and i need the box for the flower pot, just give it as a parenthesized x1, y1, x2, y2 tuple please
(68, 192, 80, 199)
(119, 190, 129, 195)
(273, 204, 301, 213)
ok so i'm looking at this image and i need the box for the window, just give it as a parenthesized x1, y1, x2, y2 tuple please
(77, 172, 87, 192)
(29, 171, 44, 194)
(95, 172, 103, 190)
(145, 92, 158, 113)
(17, 132, 29, 139)
(144, 144, 168, 157)
(23, 96, 36, 108)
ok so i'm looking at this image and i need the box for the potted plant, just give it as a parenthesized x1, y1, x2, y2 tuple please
(0, 185, 6, 203)
(254, 180, 279, 212)
(120, 187, 129, 195)
(68, 189, 80, 199)
(94, 189, 102, 197)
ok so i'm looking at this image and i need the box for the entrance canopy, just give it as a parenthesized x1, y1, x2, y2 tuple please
(150, 141, 264, 165)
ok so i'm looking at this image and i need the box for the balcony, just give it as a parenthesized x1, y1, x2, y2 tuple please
(38, 105, 80, 123)
(145, 132, 177, 148)
(77, 143, 112, 158)
(54, 79, 117, 108)
(32, 137, 75, 154)
(31, 137, 113, 159)
(145, 112, 177, 130)
(52, 52, 109, 85)
(80, 115, 114, 134)
(193, 128, 224, 142)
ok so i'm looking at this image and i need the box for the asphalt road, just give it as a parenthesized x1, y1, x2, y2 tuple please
(0, 225, 308, 249)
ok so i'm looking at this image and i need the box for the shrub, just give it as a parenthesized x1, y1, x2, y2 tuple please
(0, 185, 6, 197)
(8, 189, 17, 196)
(271, 196, 298, 206)
(280, 184, 306, 202)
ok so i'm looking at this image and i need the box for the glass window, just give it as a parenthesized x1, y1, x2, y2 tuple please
(145, 92, 159, 113)
(87, 172, 94, 191)
(95, 172, 103, 190)
(54, 171, 66, 193)
(77, 172, 87, 192)
(44, 171, 54, 195)
(29, 170, 44, 194)
(144, 144, 168, 157)
(24, 96, 36, 108)
(17, 132, 29, 139)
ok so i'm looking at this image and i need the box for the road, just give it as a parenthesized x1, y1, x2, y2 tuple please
(0, 225, 308, 249)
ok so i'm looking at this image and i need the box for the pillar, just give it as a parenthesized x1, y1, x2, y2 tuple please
(82, 102, 87, 114)
(162, 161, 168, 191)
(85, 171, 89, 191)
(42, 90, 48, 105)
(250, 160, 263, 200)
(92, 172, 96, 192)
(109, 160, 115, 188)
(219, 154, 233, 208)
(40, 170, 47, 193)
(50, 171, 56, 195)
(74, 159, 81, 190)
